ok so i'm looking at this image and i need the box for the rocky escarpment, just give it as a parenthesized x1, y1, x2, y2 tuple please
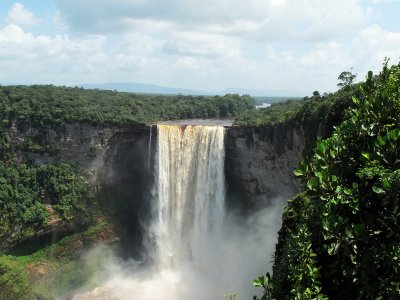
(3, 121, 152, 253)
(225, 124, 310, 210)
(6, 121, 150, 186)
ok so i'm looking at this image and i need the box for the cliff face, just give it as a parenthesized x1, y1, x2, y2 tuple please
(225, 124, 308, 210)
(7, 121, 310, 212)
(6, 122, 150, 186)
(3, 122, 152, 254)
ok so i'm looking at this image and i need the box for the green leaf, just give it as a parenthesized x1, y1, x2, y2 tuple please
(317, 141, 328, 156)
(307, 178, 319, 191)
(252, 276, 264, 288)
(345, 227, 354, 239)
(352, 96, 360, 105)
(377, 134, 386, 147)
(372, 185, 385, 194)
(350, 254, 356, 265)
(322, 218, 329, 231)
(293, 169, 304, 177)
(361, 151, 371, 161)
(382, 179, 390, 189)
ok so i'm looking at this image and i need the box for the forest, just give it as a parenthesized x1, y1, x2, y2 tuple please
(0, 85, 254, 127)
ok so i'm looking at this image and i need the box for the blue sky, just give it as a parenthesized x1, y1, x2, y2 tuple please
(0, 0, 399, 95)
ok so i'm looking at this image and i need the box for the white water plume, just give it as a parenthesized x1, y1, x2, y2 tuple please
(72, 124, 284, 300)
(151, 125, 226, 271)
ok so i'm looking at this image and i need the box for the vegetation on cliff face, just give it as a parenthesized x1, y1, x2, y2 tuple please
(0, 85, 254, 127)
(1, 122, 94, 299)
(0, 131, 90, 251)
(269, 62, 400, 299)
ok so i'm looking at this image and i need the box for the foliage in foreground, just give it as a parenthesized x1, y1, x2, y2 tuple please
(270, 62, 400, 299)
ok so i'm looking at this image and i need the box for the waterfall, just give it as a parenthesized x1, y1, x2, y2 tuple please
(152, 124, 226, 271)
(73, 123, 281, 300)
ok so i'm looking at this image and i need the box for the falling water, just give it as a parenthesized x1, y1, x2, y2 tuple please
(151, 125, 226, 271)
(147, 124, 153, 168)
(73, 123, 282, 300)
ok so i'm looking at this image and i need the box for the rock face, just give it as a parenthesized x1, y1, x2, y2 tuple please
(225, 125, 307, 210)
(6, 122, 151, 187)
(7, 123, 149, 186)
(4, 121, 152, 254)
(7, 120, 311, 212)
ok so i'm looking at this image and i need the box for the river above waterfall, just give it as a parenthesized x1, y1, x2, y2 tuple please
(156, 118, 234, 126)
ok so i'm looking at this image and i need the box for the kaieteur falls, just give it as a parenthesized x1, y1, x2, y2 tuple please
(152, 125, 226, 272)
(74, 123, 282, 300)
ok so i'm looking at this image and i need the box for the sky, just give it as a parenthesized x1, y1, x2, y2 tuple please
(0, 0, 399, 95)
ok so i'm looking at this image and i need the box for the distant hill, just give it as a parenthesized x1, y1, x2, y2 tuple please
(1, 80, 305, 97)
(81, 82, 209, 96)
(81, 82, 305, 97)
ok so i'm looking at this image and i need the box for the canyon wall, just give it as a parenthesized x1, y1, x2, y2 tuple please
(7, 121, 314, 212)
(225, 124, 309, 210)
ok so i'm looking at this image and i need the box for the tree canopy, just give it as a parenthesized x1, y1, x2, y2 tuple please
(0, 85, 254, 128)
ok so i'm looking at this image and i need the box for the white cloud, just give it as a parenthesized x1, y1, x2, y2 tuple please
(0, 24, 106, 83)
(53, 0, 369, 42)
(163, 32, 241, 58)
(1, 20, 397, 94)
(352, 25, 400, 74)
(0, 1, 398, 95)
(6, 3, 38, 26)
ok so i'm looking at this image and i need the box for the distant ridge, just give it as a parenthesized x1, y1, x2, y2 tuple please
(81, 82, 210, 96)
(82, 82, 304, 97)
(1, 80, 304, 97)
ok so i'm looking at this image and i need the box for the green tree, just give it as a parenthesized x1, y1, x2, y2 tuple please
(337, 69, 357, 90)
(312, 91, 321, 100)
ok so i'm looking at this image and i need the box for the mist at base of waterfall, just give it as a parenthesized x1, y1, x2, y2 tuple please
(71, 200, 284, 300)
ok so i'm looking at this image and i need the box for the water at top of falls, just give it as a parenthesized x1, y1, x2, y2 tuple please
(155, 119, 233, 127)
(152, 124, 226, 270)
